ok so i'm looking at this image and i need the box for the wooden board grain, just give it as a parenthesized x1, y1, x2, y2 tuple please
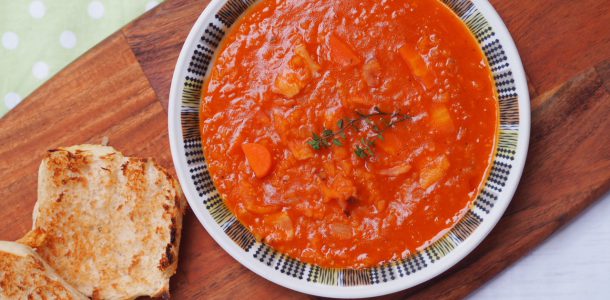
(0, 32, 165, 240)
(489, 0, 610, 95)
(0, 0, 609, 299)
(123, 0, 210, 109)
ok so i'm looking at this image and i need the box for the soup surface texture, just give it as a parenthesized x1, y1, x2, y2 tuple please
(200, 0, 498, 268)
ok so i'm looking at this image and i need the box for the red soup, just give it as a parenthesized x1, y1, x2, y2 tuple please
(200, 0, 498, 268)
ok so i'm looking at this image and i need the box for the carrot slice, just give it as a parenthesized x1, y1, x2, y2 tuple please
(398, 45, 427, 77)
(241, 143, 273, 178)
(399, 45, 435, 89)
(329, 34, 361, 67)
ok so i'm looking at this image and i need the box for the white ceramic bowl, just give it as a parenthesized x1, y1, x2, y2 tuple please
(168, 0, 530, 297)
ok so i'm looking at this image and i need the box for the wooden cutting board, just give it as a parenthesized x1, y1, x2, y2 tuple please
(1, 0, 608, 299)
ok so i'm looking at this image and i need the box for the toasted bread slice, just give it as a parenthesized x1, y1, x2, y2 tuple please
(0, 241, 87, 299)
(23, 145, 185, 299)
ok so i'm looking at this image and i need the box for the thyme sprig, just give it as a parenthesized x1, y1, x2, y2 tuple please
(307, 107, 410, 158)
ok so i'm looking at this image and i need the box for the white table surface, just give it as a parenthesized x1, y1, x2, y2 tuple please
(468, 192, 610, 300)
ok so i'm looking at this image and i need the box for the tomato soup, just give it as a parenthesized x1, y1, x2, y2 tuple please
(200, 0, 498, 268)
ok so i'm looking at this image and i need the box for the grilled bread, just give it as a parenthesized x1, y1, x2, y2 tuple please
(22, 145, 185, 299)
(0, 241, 87, 299)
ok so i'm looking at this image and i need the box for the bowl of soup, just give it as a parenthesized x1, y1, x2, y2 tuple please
(168, 0, 530, 297)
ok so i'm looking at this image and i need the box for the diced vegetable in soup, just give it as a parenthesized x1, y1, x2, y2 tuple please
(200, 0, 498, 268)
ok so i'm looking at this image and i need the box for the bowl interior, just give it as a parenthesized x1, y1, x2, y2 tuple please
(168, 0, 530, 298)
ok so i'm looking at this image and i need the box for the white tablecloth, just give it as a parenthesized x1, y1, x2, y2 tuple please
(469, 192, 610, 299)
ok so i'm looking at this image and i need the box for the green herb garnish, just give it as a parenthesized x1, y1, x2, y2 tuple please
(307, 107, 410, 159)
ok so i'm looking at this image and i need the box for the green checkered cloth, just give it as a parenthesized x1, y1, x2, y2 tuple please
(1, 0, 164, 117)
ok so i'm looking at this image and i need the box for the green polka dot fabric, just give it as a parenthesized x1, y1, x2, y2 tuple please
(0, 0, 164, 117)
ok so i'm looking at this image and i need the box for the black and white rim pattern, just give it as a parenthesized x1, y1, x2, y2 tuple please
(171, 0, 527, 291)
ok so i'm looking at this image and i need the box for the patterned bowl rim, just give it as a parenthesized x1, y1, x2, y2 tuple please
(168, 0, 530, 297)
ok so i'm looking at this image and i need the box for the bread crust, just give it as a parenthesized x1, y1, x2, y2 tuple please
(0, 241, 87, 300)
(23, 145, 186, 299)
